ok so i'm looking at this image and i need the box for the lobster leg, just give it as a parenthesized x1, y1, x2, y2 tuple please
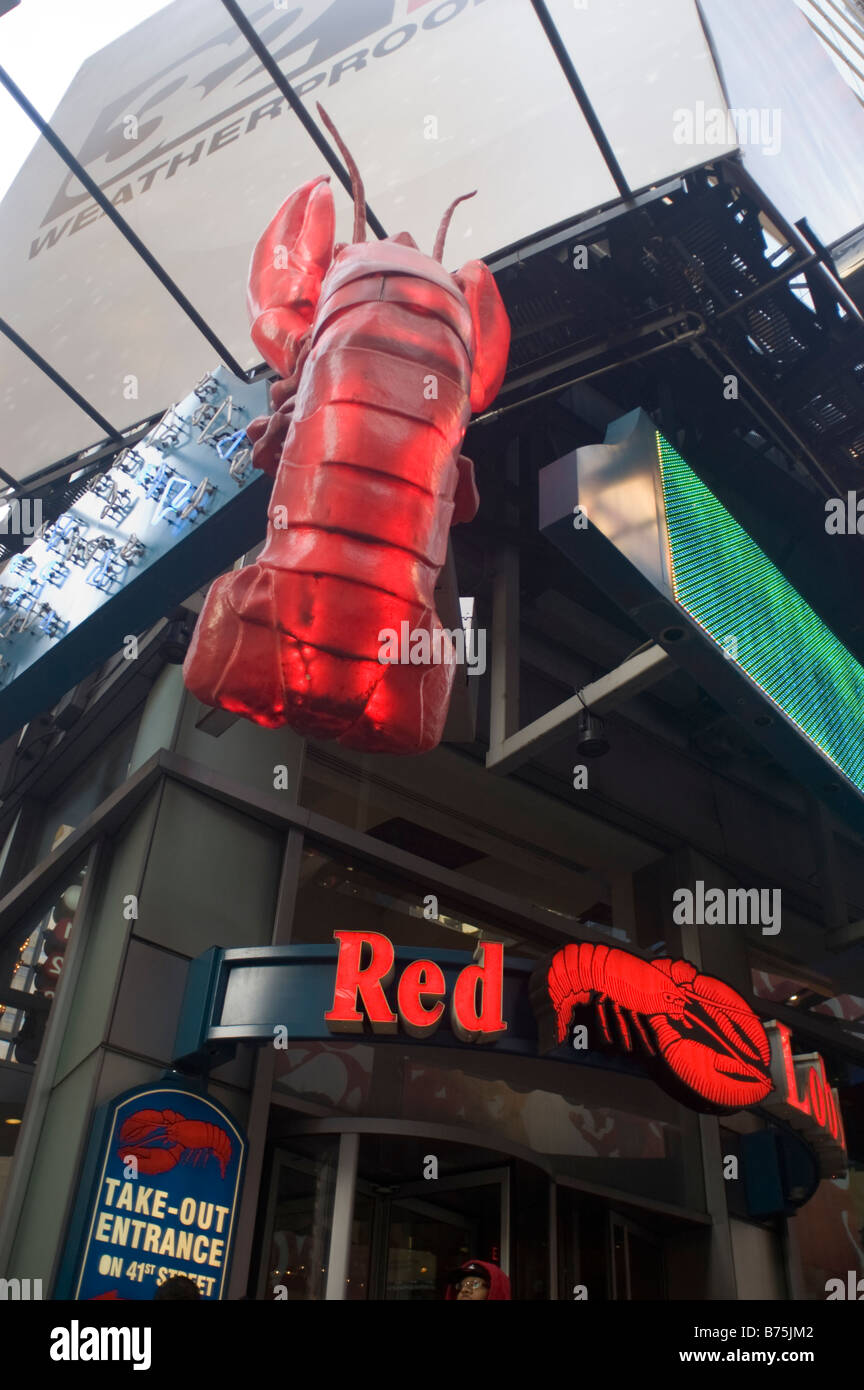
(246, 339, 312, 479)
(595, 998, 614, 1046)
(630, 1010, 656, 1055)
(611, 1001, 632, 1052)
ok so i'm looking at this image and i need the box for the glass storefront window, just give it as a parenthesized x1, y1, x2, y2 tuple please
(291, 842, 544, 959)
(558, 1189, 667, 1300)
(300, 754, 602, 926)
(273, 1042, 705, 1213)
(259, 1137, 339, 1300)
(0, 855, 88, 1068)
(259, 1132, 514, 1302)
(23, 715, 140, 876)
(347, 1192, 374, 1301)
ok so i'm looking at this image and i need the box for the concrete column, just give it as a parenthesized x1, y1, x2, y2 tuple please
(2, 660, 307, 1292)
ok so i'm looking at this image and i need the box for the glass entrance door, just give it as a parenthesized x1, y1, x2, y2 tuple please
(363, 1168, 508, 1301)
(260, 1132, 512, 1299)
(610, 1213, 666, 1299)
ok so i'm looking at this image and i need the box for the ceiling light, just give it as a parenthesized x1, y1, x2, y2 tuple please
(575, 708, 610, 759)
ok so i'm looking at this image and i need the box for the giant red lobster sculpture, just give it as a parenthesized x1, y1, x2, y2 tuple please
(184, 106, 510, 753)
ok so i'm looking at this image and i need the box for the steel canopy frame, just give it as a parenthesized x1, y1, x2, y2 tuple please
(1, 0, 632, 495)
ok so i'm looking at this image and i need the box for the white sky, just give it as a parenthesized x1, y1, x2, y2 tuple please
(0, 0, 175, 202)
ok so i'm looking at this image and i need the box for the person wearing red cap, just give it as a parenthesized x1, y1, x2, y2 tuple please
(445, 1259, 511, 1300)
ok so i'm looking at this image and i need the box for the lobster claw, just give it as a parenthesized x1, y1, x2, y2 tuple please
(247, 176, 335, 377)
(648, 962, 773, 1110)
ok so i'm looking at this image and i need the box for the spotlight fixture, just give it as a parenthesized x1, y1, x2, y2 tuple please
(161, 611, 194, 664)
(575, 708, 609, 759)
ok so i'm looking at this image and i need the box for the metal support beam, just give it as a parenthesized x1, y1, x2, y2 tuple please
(325, 1133, 359, 1301)
(489, 546, 520, 749)
(475, 313, 705, 425)
(438, 541, 478, 744)
(487, 643, 673, 775)
(826, 916, 864, 951)
(529, 0, 632, 199)
(220, 0, 387, 239)
(0, 316, 122, 455)
(806, 795, 849, 939)
(712, 254, 821, 320)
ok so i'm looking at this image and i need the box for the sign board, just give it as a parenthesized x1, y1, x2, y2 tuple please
(173, 938, 543, 1069)
(539, 408, 864, 834)
(0, 366, 268, 741)
(0, 0, 735, 482)
(175, 931, 837, 1152)
(56, 1080, 247, 1301)
(700, 0, 864, 247)
(763, 1020, 847, 1179)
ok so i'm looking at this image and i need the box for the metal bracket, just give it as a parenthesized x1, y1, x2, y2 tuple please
(486, 643, 673, 775)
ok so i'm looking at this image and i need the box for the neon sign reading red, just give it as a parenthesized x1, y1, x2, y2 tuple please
(320, 932, 849, 1172)
(324, 930, 507, 1043)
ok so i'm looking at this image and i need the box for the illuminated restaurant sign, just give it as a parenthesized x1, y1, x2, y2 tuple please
(56, 1080, 246, 1301)
(762, 1020, 847, 1179)
(178, 932, 784, 1111)
(170, 935, 847, 1188)
(0, 366, 269, 744)
(324, 930, 508, 1042)
(324, 932, 772, 1112)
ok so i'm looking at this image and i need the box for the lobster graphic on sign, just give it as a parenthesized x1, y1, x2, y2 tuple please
(184, 105, 511, 753)
(117, 1108, 232, 1178)
(532, 942, 773, 1112)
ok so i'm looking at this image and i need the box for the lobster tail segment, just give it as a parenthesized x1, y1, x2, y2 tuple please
(530, 944, 595, 1053)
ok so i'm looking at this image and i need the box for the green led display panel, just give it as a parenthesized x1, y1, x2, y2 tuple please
(656, 432, 864, 796)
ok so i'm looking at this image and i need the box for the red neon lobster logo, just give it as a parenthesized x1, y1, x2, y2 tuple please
(532, 943, 773, 1111)
(183, 103, 510, 753)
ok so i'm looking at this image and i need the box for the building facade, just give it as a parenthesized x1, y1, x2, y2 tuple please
(0, 479, 861, 1300)
(1, 0, 864, 1306)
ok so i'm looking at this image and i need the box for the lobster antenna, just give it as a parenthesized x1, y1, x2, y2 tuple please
(316, 102, 366, 244)
(432, 190, 476, 263)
